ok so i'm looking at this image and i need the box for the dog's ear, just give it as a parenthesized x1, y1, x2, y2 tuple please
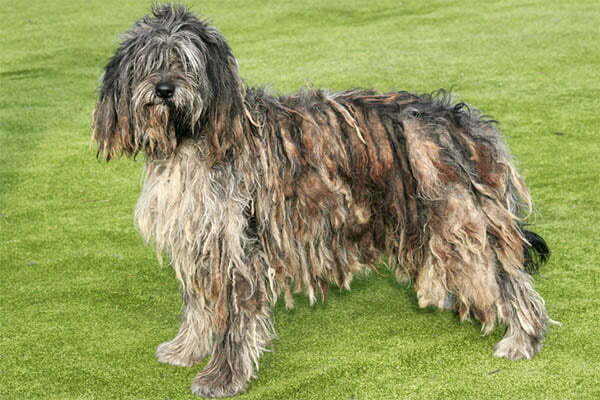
(92, 52, 136, 161)
(198, 28, 248, 163)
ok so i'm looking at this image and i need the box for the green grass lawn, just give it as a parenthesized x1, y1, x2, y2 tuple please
(1, 0, 599, 399)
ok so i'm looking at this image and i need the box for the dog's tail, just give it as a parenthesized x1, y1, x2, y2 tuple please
(522, 228, 550, 274)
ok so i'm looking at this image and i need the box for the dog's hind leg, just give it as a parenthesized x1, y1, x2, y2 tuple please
(156, 291, 213, 367)
(415, 188, 550, 359)
(493, 269, 549, 360)
(473, 190, 551, 359)
(486, 210, 551, 359)
(414, 184, 501, 332)
(401, 113, 551, 359)
(399, 117, 500, 322)
(191, 266, 275, 398)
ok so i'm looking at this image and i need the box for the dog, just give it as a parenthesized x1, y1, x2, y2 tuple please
(93, 4, 552, 398)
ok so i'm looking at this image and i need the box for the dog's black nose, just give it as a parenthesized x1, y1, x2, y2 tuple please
(155, 82, 175, 99)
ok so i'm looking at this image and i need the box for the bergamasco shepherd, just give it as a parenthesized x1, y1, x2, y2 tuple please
(93, 4, 553, 397)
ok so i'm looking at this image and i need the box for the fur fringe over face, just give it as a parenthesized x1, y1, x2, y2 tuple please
(93, 5, 553, 398)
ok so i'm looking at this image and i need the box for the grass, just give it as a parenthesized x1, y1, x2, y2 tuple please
(1, 0, 599, 399)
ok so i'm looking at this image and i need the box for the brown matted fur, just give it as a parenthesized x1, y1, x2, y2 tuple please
(92, 5, 553, 398)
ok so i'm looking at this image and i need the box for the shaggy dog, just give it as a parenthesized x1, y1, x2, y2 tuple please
(93, 5, 552, 398)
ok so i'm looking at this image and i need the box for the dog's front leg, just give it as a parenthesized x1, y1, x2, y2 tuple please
(156, 290, 214, 367)
(191, 261, 274, 398)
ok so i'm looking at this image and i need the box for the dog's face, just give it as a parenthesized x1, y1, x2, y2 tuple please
(93, 5, 244, 160)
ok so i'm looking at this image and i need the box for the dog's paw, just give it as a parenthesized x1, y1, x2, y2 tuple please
(493, 332, 542, 360)
(156, 340, 206, 367)
(191, 371, 247, 398)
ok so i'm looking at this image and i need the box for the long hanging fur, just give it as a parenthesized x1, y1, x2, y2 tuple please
(93, 4, 553, 398)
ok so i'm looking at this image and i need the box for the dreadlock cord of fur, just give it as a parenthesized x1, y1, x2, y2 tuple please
(93, 5, 553, 398)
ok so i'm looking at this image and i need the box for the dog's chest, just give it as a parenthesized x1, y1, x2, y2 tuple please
(133, 144, 248, 256)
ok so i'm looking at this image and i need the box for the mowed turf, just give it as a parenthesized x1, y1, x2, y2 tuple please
(1, 0, 599, 399)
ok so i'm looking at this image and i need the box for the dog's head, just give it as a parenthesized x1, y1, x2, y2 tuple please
(93, 4, 245, 160)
